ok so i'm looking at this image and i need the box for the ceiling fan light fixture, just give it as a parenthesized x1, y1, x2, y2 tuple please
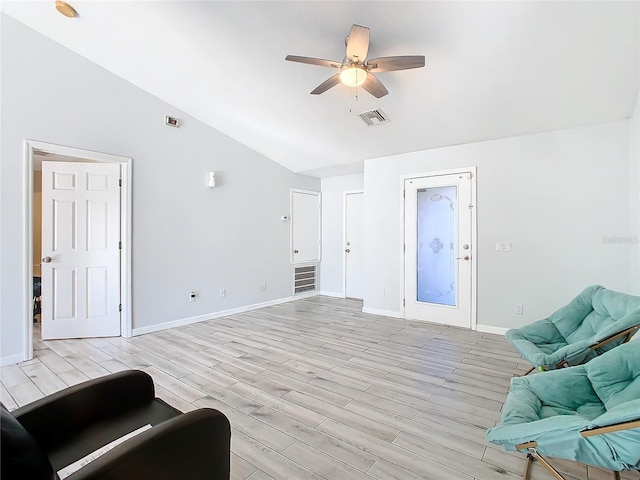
(340, 65, 367, 87)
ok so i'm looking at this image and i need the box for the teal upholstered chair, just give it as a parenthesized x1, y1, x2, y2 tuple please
(506, 285, 640, 374)
(486, 341, 640, 480)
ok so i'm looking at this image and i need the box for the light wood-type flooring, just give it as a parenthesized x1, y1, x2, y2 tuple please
(2, 296, 638, 480)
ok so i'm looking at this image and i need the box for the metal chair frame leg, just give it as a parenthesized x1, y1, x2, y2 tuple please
(524, 450, 566, 480)
(524, 449, 623, 480)
(518, 366, 536, 377)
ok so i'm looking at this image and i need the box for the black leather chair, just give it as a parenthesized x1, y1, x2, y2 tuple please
(1, 370, 231, 480)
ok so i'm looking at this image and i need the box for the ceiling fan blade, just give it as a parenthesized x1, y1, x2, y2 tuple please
(346, 24, 370, 62)
(361, 73, 388, 98)
(285, 55, 342, 68)
(310, 73, 341, 95)
(366, 55, 425, 72)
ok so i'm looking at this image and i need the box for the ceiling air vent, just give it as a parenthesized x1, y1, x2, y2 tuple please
(359, 109, 390, 126)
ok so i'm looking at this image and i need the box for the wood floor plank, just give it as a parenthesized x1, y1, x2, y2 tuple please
(0, 382, 18, 410)
(232, 430, 323, 480)
(20, 361, 68, 395)
(282, 440, 373, 480)
(318, 418, 474, 480)
(195, 397, 296, 453)
(250, 405, 377, 472)
(392, 430, 520, 480)
(231, 452, 257, 480)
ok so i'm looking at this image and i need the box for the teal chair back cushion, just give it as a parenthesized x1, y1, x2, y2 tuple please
(564, 287, 640, 345)
(585, 343, 640, 410)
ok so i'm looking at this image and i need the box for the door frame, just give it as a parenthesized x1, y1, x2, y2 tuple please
(24, 140, 132, 360)
(400, 167, 478, 330)
(343, 189, 364, 298)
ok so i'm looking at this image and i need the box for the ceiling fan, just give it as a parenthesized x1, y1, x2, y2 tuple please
(285, 24, 425, 98)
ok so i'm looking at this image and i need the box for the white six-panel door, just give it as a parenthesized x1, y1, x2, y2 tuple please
(41, 161, 121, 339)
(404, 172, 473, 328)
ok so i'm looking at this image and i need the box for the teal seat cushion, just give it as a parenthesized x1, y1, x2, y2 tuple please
(505, 286, 640, 369)
(486, 342, 640, 472)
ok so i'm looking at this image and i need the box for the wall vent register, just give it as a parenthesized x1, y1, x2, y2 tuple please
(294, 265, 317, 294)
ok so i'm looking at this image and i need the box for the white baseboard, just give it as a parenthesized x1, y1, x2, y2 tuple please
(319, 291, 344, 298)
(361, 306, 403, 318)
(131, 291, 319, 336)
(476, 325, 509, 336)
(1, 353, 27, 367)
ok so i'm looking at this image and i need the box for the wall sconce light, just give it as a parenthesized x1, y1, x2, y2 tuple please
(208, 172, 216, 188)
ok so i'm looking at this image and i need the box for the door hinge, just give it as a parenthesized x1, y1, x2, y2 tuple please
(119, 304, 122, 312)
(403, 244, 406, 252)
(403, 298, 406, 306)
(119, 179, 122, 187)
(403, 190, 405, 199)
(119, 241, 122, 249)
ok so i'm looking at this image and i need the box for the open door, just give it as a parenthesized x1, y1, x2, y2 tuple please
(41, 161, 121, 339)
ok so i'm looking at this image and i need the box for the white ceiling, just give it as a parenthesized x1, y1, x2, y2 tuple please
(2, 1, 639, 177)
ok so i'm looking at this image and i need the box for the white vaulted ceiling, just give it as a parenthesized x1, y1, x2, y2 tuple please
(2, 1, 639, 176)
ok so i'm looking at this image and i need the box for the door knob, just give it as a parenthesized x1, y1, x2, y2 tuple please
(456, 255, 470, 261)
(345, 249, 351, 253)
(42, 256, 52, 263)
(293, 249, 299, 253)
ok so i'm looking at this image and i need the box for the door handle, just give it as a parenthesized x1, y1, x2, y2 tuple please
(456, 255, 470, 261)
(42, 256, 52, 263)
(345, 249, 351, 253)
(293, 249, 299, 254)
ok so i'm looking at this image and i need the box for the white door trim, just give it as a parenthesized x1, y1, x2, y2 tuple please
(342, 189, 364, 298)
(24, 140, 133, 361)
(400, 167, 477, 330)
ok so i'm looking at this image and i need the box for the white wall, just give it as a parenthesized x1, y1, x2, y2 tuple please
(628, 93, 639, 340)
(320, 174, 364, 297)
(0, 15, 319, 364)
(364, 121, 632, 329)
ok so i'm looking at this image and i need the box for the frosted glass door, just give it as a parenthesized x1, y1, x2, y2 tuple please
(404, 172, 473, 328)
(416, 186, 457, 306)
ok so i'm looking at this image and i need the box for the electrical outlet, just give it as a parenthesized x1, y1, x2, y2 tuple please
(515, 304, 524, 315)
(261, 282, 267, 291)
(219, 288, 226, 298)
(189, 291, 196, 303)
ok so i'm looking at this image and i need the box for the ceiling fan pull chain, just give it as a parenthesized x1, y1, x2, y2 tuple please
(348, 90, 360, 113)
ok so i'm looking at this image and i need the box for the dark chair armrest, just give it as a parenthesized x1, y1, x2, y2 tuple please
(67, 408, 231, 480)
(14, 370, 156, 450)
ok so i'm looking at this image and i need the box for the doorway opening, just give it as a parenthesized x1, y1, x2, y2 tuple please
(25, 140, 132, 361)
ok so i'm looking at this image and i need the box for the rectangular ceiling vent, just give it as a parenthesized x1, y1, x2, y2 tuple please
(359, 109, 390, 126)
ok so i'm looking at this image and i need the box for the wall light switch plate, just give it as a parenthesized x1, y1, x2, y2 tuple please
(496, 242, 512, 252)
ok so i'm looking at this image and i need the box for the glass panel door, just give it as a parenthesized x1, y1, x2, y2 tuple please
(404, 171, 473, 328)
(416, 186, 457, 306)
